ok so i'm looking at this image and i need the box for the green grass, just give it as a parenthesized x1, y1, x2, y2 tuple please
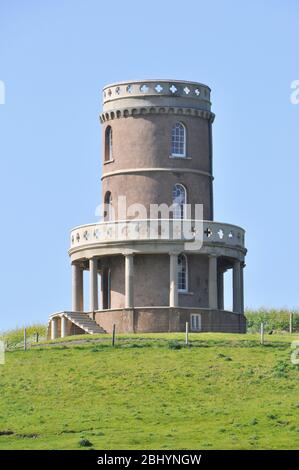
(245, 308, 299, 332)
(0, 332, 299, 450)
(0, 324, 47, 350)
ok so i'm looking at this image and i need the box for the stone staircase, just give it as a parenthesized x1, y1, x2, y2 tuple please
(63, 312, 106, 335)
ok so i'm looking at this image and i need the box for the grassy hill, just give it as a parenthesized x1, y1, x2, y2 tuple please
(0, 332, 299, 450)
(0, 324, 47, 350)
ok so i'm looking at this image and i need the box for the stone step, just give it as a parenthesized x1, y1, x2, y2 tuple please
(66, 315, 94, 322)
(79, 324, 104, 331)
(74, 322, 104, 330)
(63, 312, 107, 335)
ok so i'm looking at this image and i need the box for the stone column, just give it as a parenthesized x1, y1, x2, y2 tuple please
(51, 318, 58, 340)
(217, 268, 224, 310)
(61, 316, 67, 338)
(102, 267, 109, 310)
(208, 254, 218, 309)
(78, 268, 84, 311)
(72, 263, 84, 311)
(169, 253, 178, 308)
(240, 263, 244, 314)
(125, 254, 134, 309)
(89, 257, 99, 311)
(233, 260, 242, 314)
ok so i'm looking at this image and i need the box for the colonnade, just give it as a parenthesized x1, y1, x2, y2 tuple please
(71, 253, 244, 314)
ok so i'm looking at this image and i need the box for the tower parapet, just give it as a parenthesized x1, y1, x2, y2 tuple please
(101, 79, 214, 122)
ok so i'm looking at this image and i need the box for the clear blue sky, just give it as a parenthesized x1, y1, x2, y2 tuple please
(0, 0, 298, 330)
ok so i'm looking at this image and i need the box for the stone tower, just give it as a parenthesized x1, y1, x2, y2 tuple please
(49, 79, 247, 338)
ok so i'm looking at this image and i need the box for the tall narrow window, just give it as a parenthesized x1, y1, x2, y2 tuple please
(172, 183, 187, 219)
(191, 313, 201, 331)
(104, 191, 112, 221)
(105, 125, 113, 161)
(178, 254, 188, 292)
(171, 122, 186, 157)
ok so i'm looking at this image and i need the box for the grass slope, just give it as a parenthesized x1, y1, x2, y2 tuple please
(0, 324, 46, 350)
(0, 333, 299, 450)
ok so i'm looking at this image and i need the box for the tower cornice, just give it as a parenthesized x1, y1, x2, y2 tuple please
(100, 106, 215, 123)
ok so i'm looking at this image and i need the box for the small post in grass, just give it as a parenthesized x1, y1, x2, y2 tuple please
(185, 322, 189, 346)
(260, 322, 264, 345)
(112, 324, 116, 347)
(24, 327, 27, 351)
(36, 332, 39, 343)
(289, 312, 293, 334)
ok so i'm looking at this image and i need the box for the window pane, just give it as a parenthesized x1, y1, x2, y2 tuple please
(177, 254, 187, 291)
(171, 122, 186, 156)
(105, 126, 113, 161)
(172, 184, 186, 219)
(191, 314, 201, 331)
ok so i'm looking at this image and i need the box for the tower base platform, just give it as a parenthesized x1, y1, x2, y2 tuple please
(48, 308, 246, 339)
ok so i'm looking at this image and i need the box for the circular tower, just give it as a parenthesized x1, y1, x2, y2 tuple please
(101, 80, 214, 222)
(49, 79, 247, 339)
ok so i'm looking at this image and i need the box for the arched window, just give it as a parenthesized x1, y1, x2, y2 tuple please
(178, 254, 188, 292)
(105, 126, 113, 161)
(104, 191, 112, 221)
(172, 183, 187, 219)
(171, 122, 186, 157)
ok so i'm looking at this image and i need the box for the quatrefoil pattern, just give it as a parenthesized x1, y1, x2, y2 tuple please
(70, 223, 244, 250)
(102, 82, 208, 101)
